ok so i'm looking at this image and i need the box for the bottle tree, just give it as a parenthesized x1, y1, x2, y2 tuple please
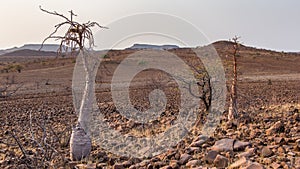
(40, 6, 107, 161)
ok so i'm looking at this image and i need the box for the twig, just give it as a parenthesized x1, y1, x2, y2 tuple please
(39, 6, 107, 55)
(7, 130, 27, 158)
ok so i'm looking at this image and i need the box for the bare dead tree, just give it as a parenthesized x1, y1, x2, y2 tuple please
(175, 66, 212, 112)
(40, 6, 107, 161)
(228, 36, 241, 120)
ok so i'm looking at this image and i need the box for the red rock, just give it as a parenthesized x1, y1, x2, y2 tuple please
(211, 138, 235, 152)
(186, 160, 201, 167)
(213, 154, 228, 168)
(261, 146, 273, 157)
(113, 163, 125, 169)
(204, 150, 218, 164)
(237, 148, 255, 158)
(266, 121, 284, 136)
(270, 163, 280, 169)
(295, 157, 300, 168)
(228, 157, 248, 169)
(242, 162, 264, 169)
(190, 140, 207, 147)
(234, 140, 251, 151)
(179, 153, 192, 165)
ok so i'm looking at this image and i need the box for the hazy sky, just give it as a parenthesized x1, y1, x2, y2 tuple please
(1, 0, 299, 52)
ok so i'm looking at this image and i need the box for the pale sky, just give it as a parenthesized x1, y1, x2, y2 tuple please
(0, 0, 299, 52)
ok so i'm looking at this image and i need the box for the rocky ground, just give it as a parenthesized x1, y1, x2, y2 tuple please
(1, 42, 300, 168)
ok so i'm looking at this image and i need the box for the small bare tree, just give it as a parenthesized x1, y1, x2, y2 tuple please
(40, 6, 107, 161)
(228, 36, 240, 120)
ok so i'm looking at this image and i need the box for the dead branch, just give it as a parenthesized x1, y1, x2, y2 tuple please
(174, 65, 212, 112)
(39, 6, 107, 55)
(7, 130, 27, 158)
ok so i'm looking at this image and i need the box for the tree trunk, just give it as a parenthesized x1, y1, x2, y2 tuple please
(70, 49, 93, 161)
(228, 52, 238, 120)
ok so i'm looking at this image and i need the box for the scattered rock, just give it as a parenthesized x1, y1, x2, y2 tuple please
(154, 161, 165, 168)
(266, 121, 284, 136)
(160, 166, 172, 169)
(261, 146, 273, 157)
(234, 140, 251, 151)
(211, 138, 235, 152)
(76, 163, 97, 169)
(179, 153, 192, 165)
(139, 160, 150, 167)
(280, 162, 288, 169)
(294, 139, 300, 151)
(204, 150, 218, 164)
(242, 162, 264, 169)
(263, 158, 272, 165)
(113, 163, 125, 169)
(274, 137, 285, 144)
(287, 151, 295, 157)
(169, 160, 179, 169)
(186, 160, 201, 168)
(213, 154, 229, 168)
(185, 147, 200, 154)
(295, 157, 300, 168)
(96, 163, 107, 168)
(229, 157, 248, 169)
(237, 148, 255, 158)
(190, 140, 207, 147)
(277, 146, 286, 155)
(270, 162, 280, 169)
(122, 160, 132, 168)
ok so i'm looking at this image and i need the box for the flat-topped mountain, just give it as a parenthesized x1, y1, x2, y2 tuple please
(0, 44, 61, 56)
(127, 44, 180, 50)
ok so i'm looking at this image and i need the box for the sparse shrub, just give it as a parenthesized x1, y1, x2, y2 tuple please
(102, 54, 109, 58)
(268, 79, 272, 85)
(138, 60, 147, 66)
(14, 64, 23, 73)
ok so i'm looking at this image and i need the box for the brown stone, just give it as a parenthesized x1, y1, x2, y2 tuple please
(113, 163, 125, 169)
(295, 157, 300, 168)
(76, 163, 97, 169)
(190, 140, 207, 147)
(274, 137, 285, 144)
(204, 150, 218, 164)
(169, 160, 179, 169)
(211, 138, 235, 152)
(185, 147, 200, 154)
(277, 146, 286, 155)
(179, 153, 192, 165)
(261, 146, 273, 157)
(234, 140, 251, 151)
(213, 154, 229, 168)
(242, 162, 264, 169)
(270, 163, 280, 169)
(266, 121, 284, 136)
(186, 160, 201, 167)
(229, 157, 248, 169)
(237, 148, 255, 158)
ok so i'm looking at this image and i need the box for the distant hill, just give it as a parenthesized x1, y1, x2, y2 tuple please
(1, 49, 56, 57)
(127, 44, 180, 50)
(0, 44, 61, 55)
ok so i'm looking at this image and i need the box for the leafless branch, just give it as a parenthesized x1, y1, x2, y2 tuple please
(39, 6, 107, 55)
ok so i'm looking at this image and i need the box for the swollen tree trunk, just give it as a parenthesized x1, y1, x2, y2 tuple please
(70, 50, 93, 161)
(39, 6, 106, 162)
(228, 42, 238, 120)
